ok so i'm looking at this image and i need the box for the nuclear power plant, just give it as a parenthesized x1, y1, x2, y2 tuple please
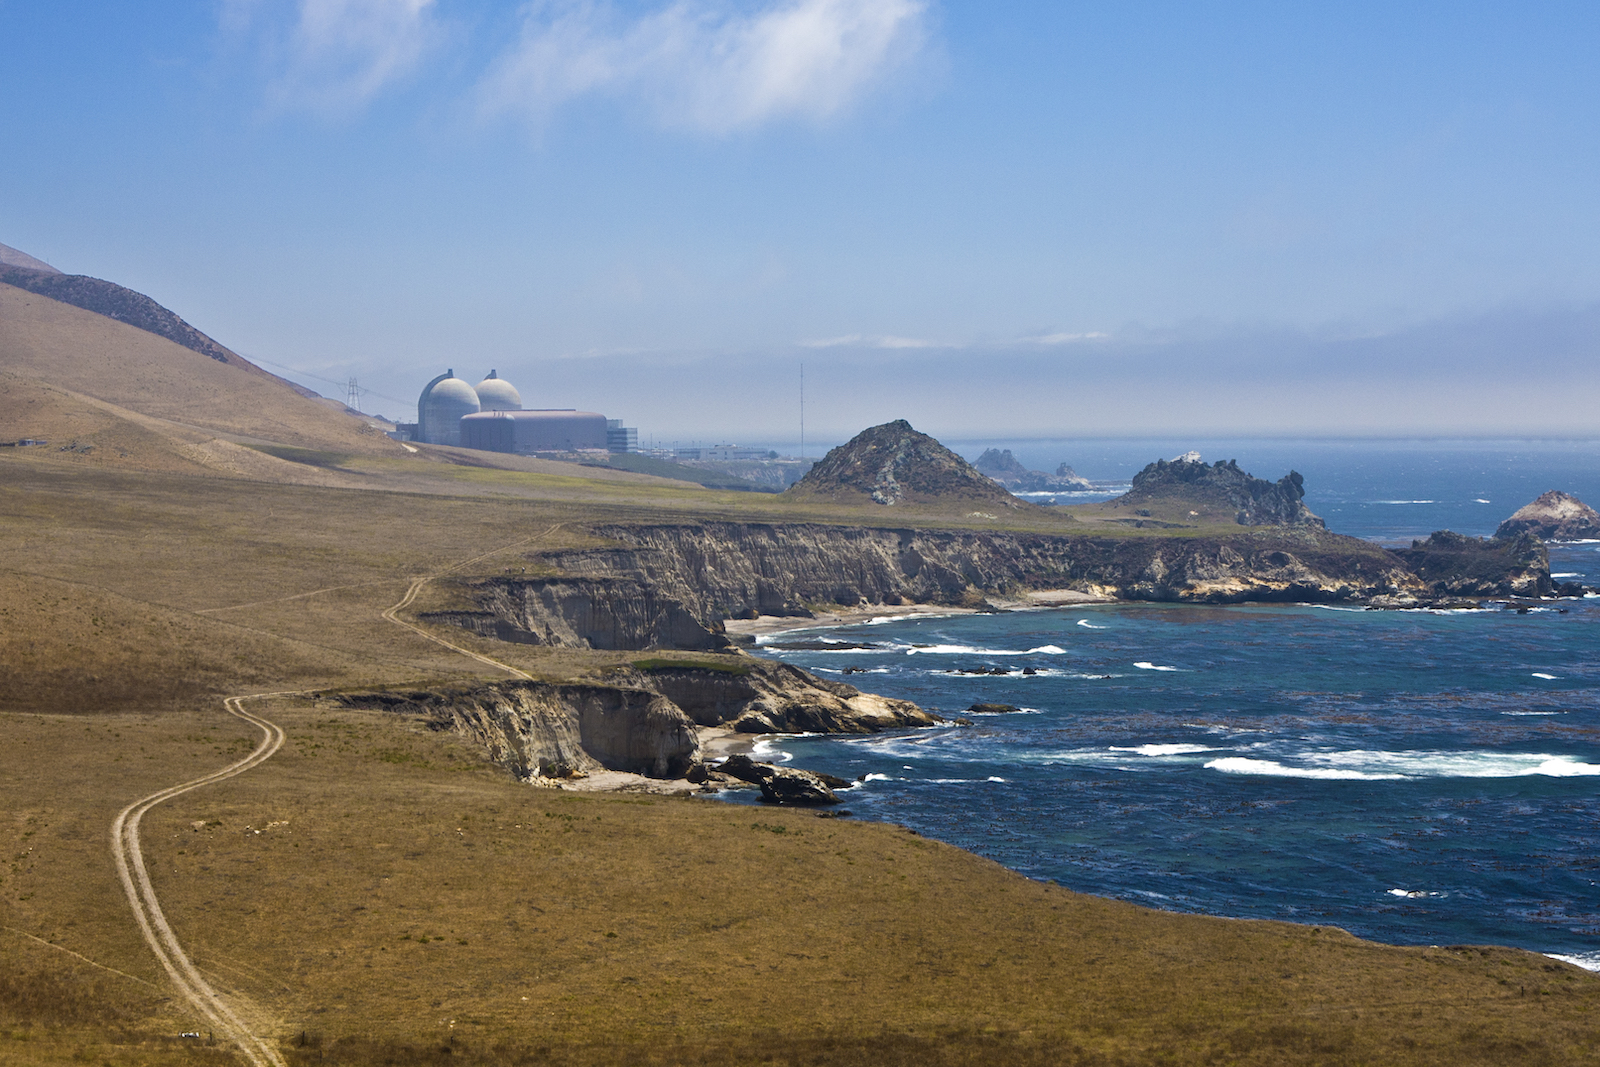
(404, 370, 637, 454)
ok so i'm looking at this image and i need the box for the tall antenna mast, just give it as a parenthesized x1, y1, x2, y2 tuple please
(799, 362, 805, 461)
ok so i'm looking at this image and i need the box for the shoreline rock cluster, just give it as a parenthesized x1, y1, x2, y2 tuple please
(336, 659, 937, 794)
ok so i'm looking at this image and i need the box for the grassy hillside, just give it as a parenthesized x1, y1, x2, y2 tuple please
(2, 452, 1597, 1065)
(0, 282, 399, 459)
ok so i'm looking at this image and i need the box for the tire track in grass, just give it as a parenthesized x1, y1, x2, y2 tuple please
(111, 695, 290, 1067)
(111, 530, 555, 1063)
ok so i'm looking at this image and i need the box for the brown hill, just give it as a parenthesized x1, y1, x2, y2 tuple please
(784, 419, 1025, 510)
(0, 278, 401, 473)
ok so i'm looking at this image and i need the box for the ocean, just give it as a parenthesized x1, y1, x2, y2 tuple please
(728, 439, 1600, 968)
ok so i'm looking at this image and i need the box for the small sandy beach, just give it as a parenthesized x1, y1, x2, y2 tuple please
(724, 589, 1117, 641)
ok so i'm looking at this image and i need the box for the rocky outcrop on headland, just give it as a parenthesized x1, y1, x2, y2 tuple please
(637, 659, 935, 734)
(1117, 457, 1324, 527)
(1390, 531, 1551, 598)
(784, 420, 1025, 509)
(973, 449, 1093, 492)
(1495, 491, 1600, 542)
(336, 658, 937, 783)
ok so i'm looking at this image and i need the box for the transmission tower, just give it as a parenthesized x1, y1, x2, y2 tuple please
(346, 377, 361, 412)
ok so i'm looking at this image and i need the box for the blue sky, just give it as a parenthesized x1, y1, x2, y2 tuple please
(3, 2, 1599, 441)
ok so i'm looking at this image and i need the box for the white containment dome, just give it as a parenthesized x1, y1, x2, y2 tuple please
(416, 370, 481, 446)
(474, 370, 522, 412)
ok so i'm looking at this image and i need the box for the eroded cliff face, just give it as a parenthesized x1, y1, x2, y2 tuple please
(420, 577, 726, 650)
(337, 659, 939, 781)
(341, 681, 699, 778)
(419, 522, 1546, 658)
(1390, 531, 1551, 597)
(539, 523, 1424, 620)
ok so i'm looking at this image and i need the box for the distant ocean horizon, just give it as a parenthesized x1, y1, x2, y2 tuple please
(724, 439, 1600, 970)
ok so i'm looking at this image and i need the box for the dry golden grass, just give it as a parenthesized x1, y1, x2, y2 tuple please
(1, 705, 1596, 1067)
(5, 397, 1599, 1064)
(0, 282, 397, 457)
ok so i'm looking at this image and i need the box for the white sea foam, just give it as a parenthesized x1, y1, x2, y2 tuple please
(904, 643, 1066, 656)
(1209, 749, 1600, 779)
(1134, 661, 1181, 671)
(1376, 499, 1437, 504)
(1532, 672, 1559, 680)
(1547, 952, 1600, 973)
(1205, 757, 1402, 780)
(1552, 572, 1581, 578)
(986, 776, 1007, 782)
(1077, 619, 1108, 629)
(1503, 710, 1561, 716)
(750, 739, 794, 762)
(1110, 743, 1217, 757)
(861, 772, 891, 782)
(1387, 888, 1433, 898)
(1475, 498, 1492, 504)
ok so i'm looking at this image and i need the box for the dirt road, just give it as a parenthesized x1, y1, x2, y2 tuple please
(110, 695, 290, 1067)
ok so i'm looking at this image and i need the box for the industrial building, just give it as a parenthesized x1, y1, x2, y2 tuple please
(408, 369, 635, 454)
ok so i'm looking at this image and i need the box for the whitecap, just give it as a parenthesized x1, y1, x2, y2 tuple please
(1475, 498, 1492, 504)
(1077, 619, 1108, 629)
(1110, 743, 1217, 757)
(1375, 499, 1437, 505)
(1547, 952, 1600, 973)
(1205, 757, 1403, 780)
(860, 772, 891, 782)
(1387, 889, 1427, 898)
(986, 776, 1007, 783)
(1551, 573, 1581, 578)
(1134, 661, 1181, 671)
(1214, 749, 1600, 779)
(1502, 710, 1560, 716)
(906, 643, 1065, 656)
(1532, 673, 1559, 680)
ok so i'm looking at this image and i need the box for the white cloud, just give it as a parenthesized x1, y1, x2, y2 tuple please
(799, 332, 946, 348)
(230, 0, 441, 113)
(481, 0, 929, 132)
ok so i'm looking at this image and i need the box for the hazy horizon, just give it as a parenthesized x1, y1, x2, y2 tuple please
(5, 3, 1600, 440)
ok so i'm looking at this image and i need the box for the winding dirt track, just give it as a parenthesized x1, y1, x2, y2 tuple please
(110, 695, 291, 1067)
(112, 538, 545, 1063)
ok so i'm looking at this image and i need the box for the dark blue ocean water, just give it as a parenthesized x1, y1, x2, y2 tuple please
(734, 441, 1600, 967)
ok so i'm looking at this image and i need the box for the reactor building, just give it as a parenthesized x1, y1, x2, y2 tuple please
(409, 370, 636, 454)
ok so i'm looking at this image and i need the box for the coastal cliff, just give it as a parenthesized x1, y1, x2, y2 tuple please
(337, 659, 937, 781)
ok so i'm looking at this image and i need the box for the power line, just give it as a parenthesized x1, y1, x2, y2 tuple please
(243, 354, 413, 409)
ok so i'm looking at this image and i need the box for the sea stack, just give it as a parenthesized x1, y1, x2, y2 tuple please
(1494, 491, 1600, 541)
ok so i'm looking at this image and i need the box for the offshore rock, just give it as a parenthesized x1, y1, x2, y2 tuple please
(1116, 457, 1324, 527)
(973, 449, 1092, 492)
(783, 419, 1024, 509)
(1390, 530, 1550, 598)
(758, 767, 841, 806)
(1495, 491, 1600, 542)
